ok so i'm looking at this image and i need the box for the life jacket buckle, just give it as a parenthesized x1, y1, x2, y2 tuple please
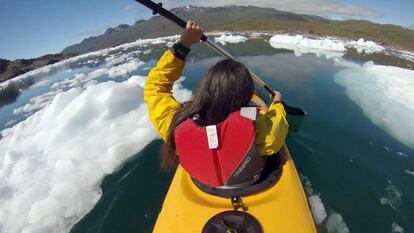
(231, 196, 248, 211)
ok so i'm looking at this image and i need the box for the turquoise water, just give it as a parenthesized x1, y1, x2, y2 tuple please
(0, 39, 413, 233)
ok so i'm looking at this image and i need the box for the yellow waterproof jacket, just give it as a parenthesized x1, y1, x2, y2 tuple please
(144, 50, 289, 155)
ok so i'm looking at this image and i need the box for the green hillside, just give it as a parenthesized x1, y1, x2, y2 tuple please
(62, 5, 414, 54)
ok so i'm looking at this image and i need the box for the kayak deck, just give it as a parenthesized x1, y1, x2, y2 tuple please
(153, 144, 316, 233)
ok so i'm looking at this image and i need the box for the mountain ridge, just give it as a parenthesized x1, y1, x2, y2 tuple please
(62, 5, 414, 55)
(2, 5, 414, 84)
(0, 53, 75, 83)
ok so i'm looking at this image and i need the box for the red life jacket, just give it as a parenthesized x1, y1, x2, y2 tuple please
(174, 107, 265, 187)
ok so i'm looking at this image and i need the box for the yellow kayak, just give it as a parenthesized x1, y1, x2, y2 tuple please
(152, 144, 316, 233)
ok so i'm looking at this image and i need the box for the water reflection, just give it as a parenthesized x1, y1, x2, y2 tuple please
(0, 79, 34, 107)
(345, 48, 414, 70)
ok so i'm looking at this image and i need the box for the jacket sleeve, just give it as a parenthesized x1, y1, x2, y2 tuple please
(255, 102, 289, 155)
(144, 50, 185, 142)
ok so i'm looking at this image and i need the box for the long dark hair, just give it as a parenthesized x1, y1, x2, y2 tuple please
(161, 59, 254, 169)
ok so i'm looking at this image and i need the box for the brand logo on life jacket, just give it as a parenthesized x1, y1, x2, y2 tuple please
(233, 156, 251, 177)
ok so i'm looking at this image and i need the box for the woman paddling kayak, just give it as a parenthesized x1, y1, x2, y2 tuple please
(143, 20, 316, 233)
(144, 20, 288, 188)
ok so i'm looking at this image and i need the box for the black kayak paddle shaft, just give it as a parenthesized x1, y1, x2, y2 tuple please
(135, 0, 208, 41)
(135, 0, 306, 116)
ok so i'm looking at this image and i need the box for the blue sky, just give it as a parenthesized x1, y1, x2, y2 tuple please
(0, 0, 412, 60)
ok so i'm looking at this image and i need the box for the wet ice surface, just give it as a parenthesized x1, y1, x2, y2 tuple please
(269, 34, 347, 59)
(0, 77, 191, 232)
(0, 80, 191, 233)
(334, 60, 414, 149)
(214, 33, 248, 45)
(301, 175, 350, 233)
(269, 34, 413, 62)
(0, 33, 413, 233)
(0, 36, 192, 233)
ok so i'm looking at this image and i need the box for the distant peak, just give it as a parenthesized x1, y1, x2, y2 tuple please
(170, 5, 209, 13)
(104, 24, 130, 35)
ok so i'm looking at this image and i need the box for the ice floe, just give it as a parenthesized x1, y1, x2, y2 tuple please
(2, 33, 412, 92)
(392, 222, 404, 233)
(269, 34, 347, 59)
(379, 180, 402, 211)
(268, 34, 414, 62)
(13, 89, 63, 115)
(0, 75, 192, 233)
(300, 175, 327, 224)
(300, 175, 349, 231)
(214, 34, 248, 45)
(395, 151, 407, 157)
(308, 195, 327, 224)
(326, 211, 350, 233)
(4, 119, 18, 128)
(107, 59, 144, 78)
(335, 60, 414, 149)
(404, 170, 414, 176)
(396, 50, 414, 62)
(346, 38, 384, 54)
(30, 80, 51, 88)
(249, 32, 271, 38)
(0, 35, 180, 91)
(151, 39, 167, 45)
(50, 59, 144, 91)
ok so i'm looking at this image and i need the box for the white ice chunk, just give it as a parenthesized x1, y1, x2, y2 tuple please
(87, 68, 108, 80)
(107, 59, 144, 78)
(0, 35, 180, 91)
(143, 49, 152, 55)
(395, 50, 414, 62)
(249, 32, 269, 38)
(269, 34, 346, 59)
(4, 119, 18, 127)
(392, 222, 404, 233)
(30, 80, 51, 88)
(105, 54, 130, 67)
(379, 183, 402, 211)
(13, 89, 63, 115)
(326, 211, 350, 233)
(346, 38, 384, 54)
(308, 195, 327, 224)
(396, 152, 407, 157)
(405, 170, 414, 176)
(151, 39, 167, 45)
(300, 174, 315, 195)
(128, 75, 147, 88)
(0, 76, 192, 233)
(335, 60, 414, 149)
(215, 34, 248, 45)
(49, 58, 143, 92)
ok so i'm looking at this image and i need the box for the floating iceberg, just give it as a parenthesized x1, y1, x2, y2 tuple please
(308, 195, 327, 224)
(269, 35, 346, 59)
(13, 89, 63, 115)
(326, 211, 350, 233)
(346, 38, 385, 54)
(392, 223, 404, 233)
(50, 58, 144, 91)
(0, 35, 180, 91)
(30, 80, 51, 88)
(215, 34, 248, 45)
(0, 76, 191, 233)
(335, 60, 414, 149)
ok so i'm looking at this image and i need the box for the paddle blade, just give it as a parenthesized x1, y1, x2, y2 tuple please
(282, 102, 306, 116)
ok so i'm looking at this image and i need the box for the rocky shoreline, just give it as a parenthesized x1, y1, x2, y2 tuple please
(0, 53, 76, 84)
